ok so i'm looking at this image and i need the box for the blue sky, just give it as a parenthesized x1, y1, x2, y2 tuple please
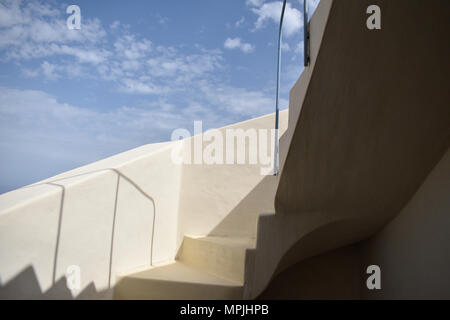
(0, 0, 319, 193)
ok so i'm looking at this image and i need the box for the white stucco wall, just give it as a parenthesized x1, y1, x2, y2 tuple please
(0, 111, 286, 299)
(362, 147, 450, 299)
(176, 111, 288, 244)
(0, 142, 182, 298)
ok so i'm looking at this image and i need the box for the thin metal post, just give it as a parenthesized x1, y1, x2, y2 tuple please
(274, 0, 286, 176)
(304, 0, 310, 66)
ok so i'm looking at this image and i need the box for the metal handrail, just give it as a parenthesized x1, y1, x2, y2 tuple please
(273, 0, 309, 176)
(304, 0, 310, 66)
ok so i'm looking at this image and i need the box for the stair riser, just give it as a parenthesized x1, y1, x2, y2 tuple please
(178, 237, 247, 283)
(114, 277, 242, 300)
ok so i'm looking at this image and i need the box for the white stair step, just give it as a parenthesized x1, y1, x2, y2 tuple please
(177, 236, 256, 283)
(114, 262, 242, 300)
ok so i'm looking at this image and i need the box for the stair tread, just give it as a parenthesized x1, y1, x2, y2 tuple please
(121, 262, 242, 287)
(187, 236, 256, 249)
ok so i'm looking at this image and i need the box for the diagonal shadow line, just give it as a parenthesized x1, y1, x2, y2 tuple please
(108, 174, 120, 289)
(32, 168, 156, 290)
(107, 169, 156, 267)
(46, 182, 65, 285)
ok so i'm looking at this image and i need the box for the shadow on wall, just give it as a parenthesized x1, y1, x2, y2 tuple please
(0, 168, 155, 299)
(207, 175, 278, 238)
(273, 217, 378, 277)
(0, 265, 112, 299)
(257, 244, 363, 300)
(258, 147, 450, 299)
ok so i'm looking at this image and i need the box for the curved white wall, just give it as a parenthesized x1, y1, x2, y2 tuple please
(0, 111, 287, 299)
(0, 142, 182, 298)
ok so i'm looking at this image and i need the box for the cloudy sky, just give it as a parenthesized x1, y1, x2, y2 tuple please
(0, 0, 319, 193)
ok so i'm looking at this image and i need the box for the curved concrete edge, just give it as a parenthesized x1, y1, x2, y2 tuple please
(249, 0, 450, 299)
(245, 207, 402, 298)
(243, 0, 334, 299)
(360, 147, 450, 299)
(258, 147, 450, 299)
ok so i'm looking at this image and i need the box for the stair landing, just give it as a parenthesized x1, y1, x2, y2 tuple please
(114, 261, 242, 300)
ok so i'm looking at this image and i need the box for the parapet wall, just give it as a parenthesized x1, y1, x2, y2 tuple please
(0, 111, 287, 299)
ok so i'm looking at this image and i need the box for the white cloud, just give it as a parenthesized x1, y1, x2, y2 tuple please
(224, 37, 255, 53)
(53, 44, 110, 64)
(145, 48, 223, 84)
(120, 78, 168, 95)
(158, 16, 169, 25)
(41, 61, 58, 79)
(281, 42, 290, 51)
(0, 3, 222, 88)
(0, 0, 107, 62)
(0, 1, 226, 95)
(0, 86, 188, 190)
(0, 86, 204, 169)
(22, 68, 39, 78)
(235, 17, 245, 27)
(114, 35, 152, 60)
(251, 1, 303, 37)
(121, 59, 140, 71)
(200, 83, 288, 117)
(110, 20, 121, 30)
(0, 0, 296, 193)
(0, 1, 279, 119)
(246, 0, 265, 7)
(0, 82, 281, 191)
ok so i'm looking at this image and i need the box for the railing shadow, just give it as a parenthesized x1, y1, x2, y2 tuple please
(0, 265, 112, 299)
(3, 167, 156, 298)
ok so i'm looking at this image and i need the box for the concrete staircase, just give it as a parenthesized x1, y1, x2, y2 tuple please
(114, 236, 256, 299)
(115, 0, 450, 300)
(113, 0, 334, 300)
(2, 0, 448, 300)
